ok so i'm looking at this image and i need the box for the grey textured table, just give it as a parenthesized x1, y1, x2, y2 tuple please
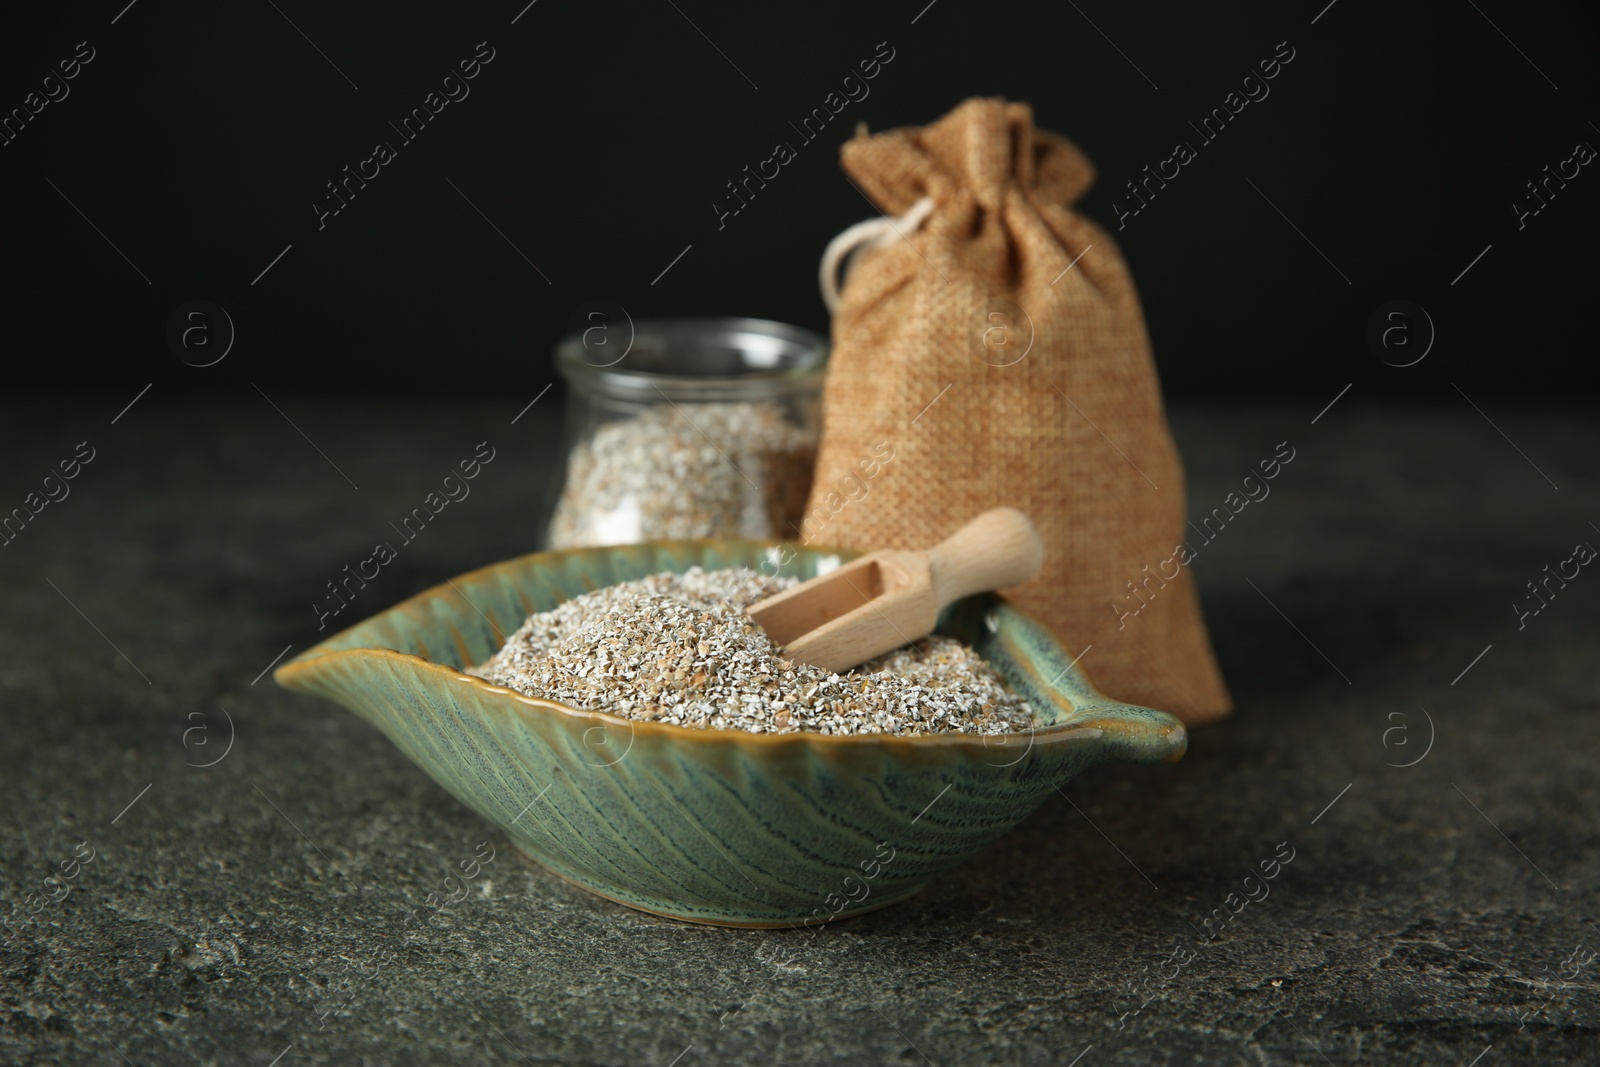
(2, 396, 1596, 1066)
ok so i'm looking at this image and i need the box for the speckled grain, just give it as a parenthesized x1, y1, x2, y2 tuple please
(468, 566, 1035, 736)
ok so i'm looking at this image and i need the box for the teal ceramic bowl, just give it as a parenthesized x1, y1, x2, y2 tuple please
(276, 540, 1185, 927)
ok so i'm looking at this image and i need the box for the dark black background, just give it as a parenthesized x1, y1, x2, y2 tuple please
(1, 0, 1594, 401)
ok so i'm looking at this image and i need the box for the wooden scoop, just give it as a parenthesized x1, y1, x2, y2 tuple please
(748, 508, 1046, 674)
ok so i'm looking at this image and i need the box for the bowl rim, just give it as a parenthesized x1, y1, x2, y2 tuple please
(275, 539, 1185, 755)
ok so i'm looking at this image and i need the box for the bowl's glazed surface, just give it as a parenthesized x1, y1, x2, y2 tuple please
(276, 541, 1186, 927)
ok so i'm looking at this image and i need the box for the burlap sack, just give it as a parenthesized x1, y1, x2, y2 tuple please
(804, 97, 1229, 724)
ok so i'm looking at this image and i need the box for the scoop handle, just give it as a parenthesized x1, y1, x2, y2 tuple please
(925, 508, 1046, 608)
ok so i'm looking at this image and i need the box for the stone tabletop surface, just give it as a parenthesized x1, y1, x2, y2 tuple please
(2, 396, 1596, 1066)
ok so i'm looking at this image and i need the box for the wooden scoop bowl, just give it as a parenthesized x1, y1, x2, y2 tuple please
(748, 508, 1046, 673)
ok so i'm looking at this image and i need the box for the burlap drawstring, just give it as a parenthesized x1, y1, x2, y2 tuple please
(803, 98, 1231, 725)
(819, 196, 935, 315)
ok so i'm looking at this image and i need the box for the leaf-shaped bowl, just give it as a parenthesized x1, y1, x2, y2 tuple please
(276, 540, 1185, 927)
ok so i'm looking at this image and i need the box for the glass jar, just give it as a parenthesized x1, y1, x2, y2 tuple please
(547, 317, 828, 548)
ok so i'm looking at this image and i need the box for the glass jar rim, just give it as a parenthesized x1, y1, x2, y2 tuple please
(555, 316, 828, 402)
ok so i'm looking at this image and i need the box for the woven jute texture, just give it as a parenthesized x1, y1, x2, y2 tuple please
(804, 98, 1230, 725)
